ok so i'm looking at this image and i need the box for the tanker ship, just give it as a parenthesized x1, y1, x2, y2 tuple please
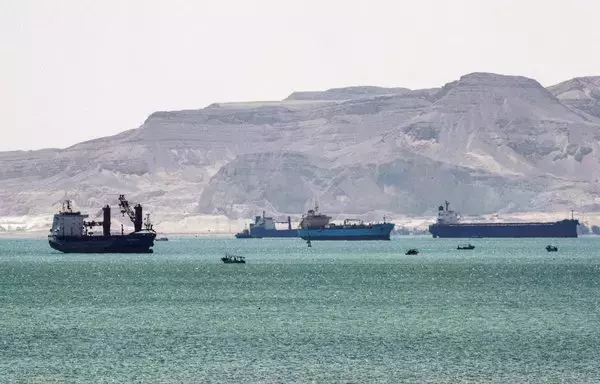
(48, 194, 156, 253)
(297, 204, 394, 241)
(428, 201, 579, 238)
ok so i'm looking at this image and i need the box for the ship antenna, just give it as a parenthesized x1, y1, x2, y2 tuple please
(445, 200, 449, 211)
(571, 209, 574, 220)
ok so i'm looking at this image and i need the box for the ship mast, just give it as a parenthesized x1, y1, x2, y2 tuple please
(62, 200, 73, 213)
(144, 213, 154, 231)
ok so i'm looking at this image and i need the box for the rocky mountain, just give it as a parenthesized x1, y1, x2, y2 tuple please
(548, 76, 600, 119)
(1, 73, 600, 232)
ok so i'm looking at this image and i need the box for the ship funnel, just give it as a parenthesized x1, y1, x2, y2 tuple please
(134, 204, 143, 232)
(102, 205, 111, 236)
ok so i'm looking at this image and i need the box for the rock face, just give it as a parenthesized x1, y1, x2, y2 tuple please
(1, 72, 600, 230)
(548, 76, 600, 119)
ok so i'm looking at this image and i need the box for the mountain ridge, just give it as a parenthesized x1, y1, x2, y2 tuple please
(2, 72, 600, 232)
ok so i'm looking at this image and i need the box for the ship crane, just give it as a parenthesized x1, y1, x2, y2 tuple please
(83, 220, 103, 228)
(83, 208, 106, 228)
(118, 194, 145, 232)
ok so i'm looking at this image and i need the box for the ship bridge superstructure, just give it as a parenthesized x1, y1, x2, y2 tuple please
(252, 211, 276, 230)
(50, 200, 88, 237)
(299, 203, 332, 229)
(436, 201, 460, 224)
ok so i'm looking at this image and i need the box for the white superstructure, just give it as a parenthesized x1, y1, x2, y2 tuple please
(436, 201, 460, 224)
(299, 203, 332, 229)
(50, 200, 88, 237)
(253, 211, 276, 230)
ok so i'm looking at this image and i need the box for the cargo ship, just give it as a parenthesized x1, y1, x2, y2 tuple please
(235, 211, 297, 238)
(48, 195, 156, 253)
(297, 204, 394, 240)
(428, 201, 579, 238)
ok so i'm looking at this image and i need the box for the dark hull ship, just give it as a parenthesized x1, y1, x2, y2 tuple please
(429, 201, 578, 238)
(48, 195, 156, 253)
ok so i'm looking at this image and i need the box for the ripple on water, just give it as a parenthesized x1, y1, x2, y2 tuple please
(1, 237, 599, 382)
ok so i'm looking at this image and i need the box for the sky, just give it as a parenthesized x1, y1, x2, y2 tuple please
(1, 0, 599, 151)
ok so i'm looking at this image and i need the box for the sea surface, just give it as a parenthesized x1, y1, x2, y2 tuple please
(1, 236, 600, 383)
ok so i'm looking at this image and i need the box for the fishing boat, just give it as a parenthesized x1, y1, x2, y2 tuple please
(221, 253, 246, 263)
(457, 243, 475, 250)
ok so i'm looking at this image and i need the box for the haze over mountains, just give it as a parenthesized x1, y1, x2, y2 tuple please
(2, 72, 600, 232)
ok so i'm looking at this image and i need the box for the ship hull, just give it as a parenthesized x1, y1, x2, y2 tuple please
(298, 223, 394, 241)
(249, 228, 298, 238)
(235, 228, 298, 238)
(48, 231, 156, 253)
(428, 220, 579, 238)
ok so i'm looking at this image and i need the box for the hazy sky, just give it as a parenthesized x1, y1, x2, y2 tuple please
(1, 0, 599, 151)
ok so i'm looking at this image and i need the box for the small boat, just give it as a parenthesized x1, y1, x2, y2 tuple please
(156, 237, 169, 241)
(457, 243, 475, 250)
(545, 245, 558, 252)
(405, 248, 419, 255)
(221, 253, 246, 263)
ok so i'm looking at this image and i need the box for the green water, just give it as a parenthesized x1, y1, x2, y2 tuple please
(1, 237, 599, 383)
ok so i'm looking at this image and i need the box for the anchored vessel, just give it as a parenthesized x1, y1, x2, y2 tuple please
(221, 253, 246, 263)
(48, 195, 156, 253)
(546, 245, 558, 252)
(297, 204, 394, 241)
(235, 211, 297, 238)
(428, 201, 579, 238)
